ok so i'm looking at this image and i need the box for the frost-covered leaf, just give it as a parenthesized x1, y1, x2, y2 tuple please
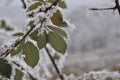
(28, 1, 42, 11)
(14, 69, 23, 80)
(0, 20, 6, 28)
(105, 77, 113, 80)
(0, 58, 12, 79)
(58, 1, 67, 9)
(48, 0, 67, 9)
(30, 30, 47, 49)
(48, 31, 67, 54)
(0, 20, 14, 31)
(5, 27, 14, 31)
(27, 21, 34, 27)
(37, 31, 47, 49)
(23, 41, 39, 68)
(48, 26, 67, 38)
(11, 40, 25, 56)
(51, 10, 68, 27)
(30, 29, 38, 41)
(12, 32, 24, 37)
(48, 0, 55, 3)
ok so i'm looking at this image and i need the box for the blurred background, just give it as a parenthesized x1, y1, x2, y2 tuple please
(0, 0, 120, 77)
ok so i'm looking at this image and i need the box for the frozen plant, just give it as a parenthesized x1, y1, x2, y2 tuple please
(0, 0, 70, 80)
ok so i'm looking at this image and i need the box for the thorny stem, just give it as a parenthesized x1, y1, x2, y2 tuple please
(89, 0, 120, 15)
(45, 47, 64, 80)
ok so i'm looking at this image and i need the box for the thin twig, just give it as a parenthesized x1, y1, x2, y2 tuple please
(45, 47, 64, 80)
(0, 24, 36, 57)
(89, 0, 120, 15)
(21, 0, 27, 9)
(13, 62, 37, 80)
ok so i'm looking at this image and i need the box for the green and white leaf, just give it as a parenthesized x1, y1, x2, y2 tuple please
(28, 1, 42, 11)
(37, 31, 47, 49)
(0, 58, 12, 79)
(11, 40, 25, 56)
(51, 10, 68, 27)
(48, 26, 67, 38)
(14, 69, 23, 80)
(12, 32, 24, 37)
(58, 0, 67, 9)
(48, 31, 67, 54)
(27, 21, 34, 27)
(23, 41, 39, 68)
(48, 0, 67, 9)
(48, 0, 55, 3)
(30, 29, 38, 41)
(105, 77, 113, 80)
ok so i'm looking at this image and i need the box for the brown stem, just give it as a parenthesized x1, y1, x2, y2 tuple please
(0, 24, 36, 57)
(21, 0, 27, 9)
(45, 47, 64, 80)
(89, 0, 120, 15)
(13, 62, 37, 80)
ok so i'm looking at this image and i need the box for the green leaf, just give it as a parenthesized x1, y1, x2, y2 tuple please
(23, 41, 39, 68)
(48, 31, 67, 54)
(30, 30, 47, 49)
(48, 26, 67, 38)
(0, 77, 2, 80)
(58, 1, 67, 9)
(12, 32, 24, 37)
(48, 0, 67, 9)
(30, 29, 38, 41)
(0, 20, 14, 31)
(105, 77, 113, 80)
(0, 20, 6, 28)
(37, 31, 47, 49)
(27, 21, 34, 27)
(48, 0, 55, 3)
(0, 58, 12, 79)
(11, 40, 25, 56)
(51, 10, 68, 27)
(28, 1, 42, 11)
(14, 69, 23, 80)
(5, 26, 14, 31)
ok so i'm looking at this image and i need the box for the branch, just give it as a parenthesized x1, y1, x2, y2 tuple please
(0, 0, 59, 57)
(89, 7, 115, 10)
(0, 24, 36, 57)
(13, 62, 37, 80)
(89, 0, 120, 15)
(21, 0, 27, 9)
(45, 47, 64, 80)
(28, 0, 60, 17)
